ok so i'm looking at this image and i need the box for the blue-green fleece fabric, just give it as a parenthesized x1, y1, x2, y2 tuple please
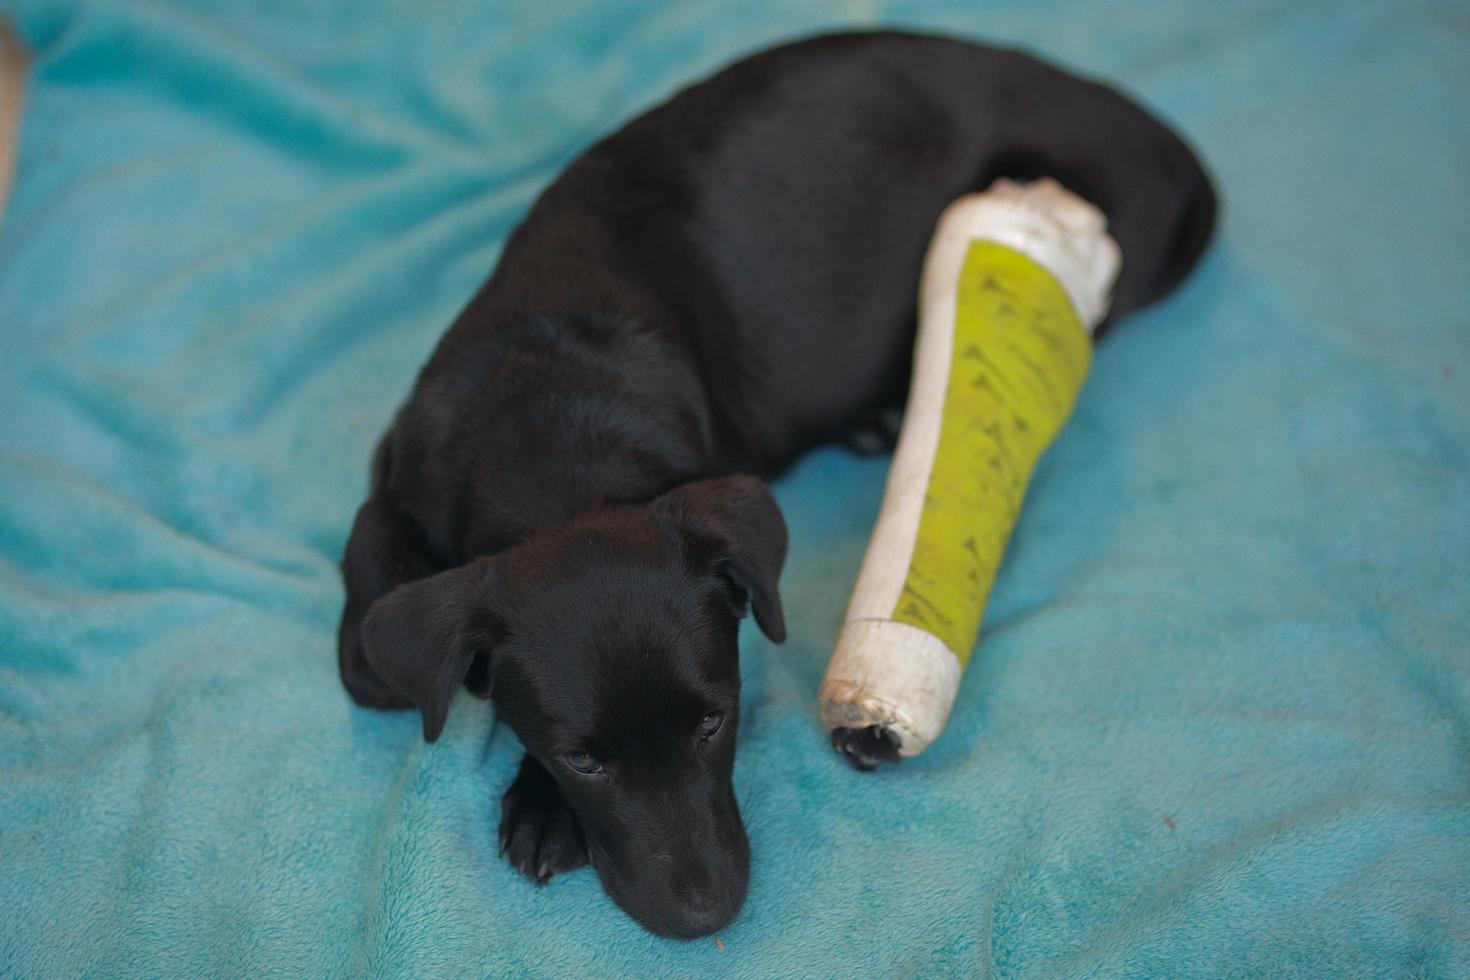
(1, 0, 1467, 975)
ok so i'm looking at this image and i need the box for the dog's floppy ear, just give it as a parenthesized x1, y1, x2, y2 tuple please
(360, 557, 502, 742)
(654, 475, 789, 643)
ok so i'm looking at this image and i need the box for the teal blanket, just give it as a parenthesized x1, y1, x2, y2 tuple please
(2, 1, 1467, 975)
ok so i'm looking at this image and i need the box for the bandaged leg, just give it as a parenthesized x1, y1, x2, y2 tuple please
(820, 179, 1121, 769)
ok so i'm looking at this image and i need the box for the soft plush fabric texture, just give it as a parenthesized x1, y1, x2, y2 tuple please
(1, 1, 1466, 975)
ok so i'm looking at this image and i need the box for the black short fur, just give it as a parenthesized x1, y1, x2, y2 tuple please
(336, 31, 1216, 938)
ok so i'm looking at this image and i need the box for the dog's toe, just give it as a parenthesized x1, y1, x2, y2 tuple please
(532, 807, 586, 883)
(499, 758, 589, 884)
(831, 724, 902, 771)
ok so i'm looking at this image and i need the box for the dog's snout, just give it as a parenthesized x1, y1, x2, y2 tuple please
(580, 770, 751, 936)
(668, 894, 737, 939)
(659, 864, 743, 938)
(627, 828, 749, 938)
(667, 844, 749, 937)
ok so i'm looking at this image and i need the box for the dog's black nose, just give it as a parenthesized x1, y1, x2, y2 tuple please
(659, 858, 745, 939)
(667, 894, 738, 939)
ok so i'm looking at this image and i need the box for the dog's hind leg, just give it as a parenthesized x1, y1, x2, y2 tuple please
(839, 405, 905, 457)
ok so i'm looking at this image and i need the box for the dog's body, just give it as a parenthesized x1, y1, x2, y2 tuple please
(337, 32, 1215, 938)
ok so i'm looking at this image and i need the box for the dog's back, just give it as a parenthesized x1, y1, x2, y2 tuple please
(420, 32, 1216, 478)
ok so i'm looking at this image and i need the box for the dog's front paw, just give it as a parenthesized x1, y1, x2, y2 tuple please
(498, 755, 589, 884)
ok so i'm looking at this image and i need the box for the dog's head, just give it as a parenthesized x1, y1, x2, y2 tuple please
(359, 475, 786, 937)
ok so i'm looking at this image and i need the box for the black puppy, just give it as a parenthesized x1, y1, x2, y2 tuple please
(337, 31, 1215, 938)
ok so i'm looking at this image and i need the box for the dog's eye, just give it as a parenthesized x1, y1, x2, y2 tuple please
(565, 751, 602, 774)
(699, 711, 725, 739)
